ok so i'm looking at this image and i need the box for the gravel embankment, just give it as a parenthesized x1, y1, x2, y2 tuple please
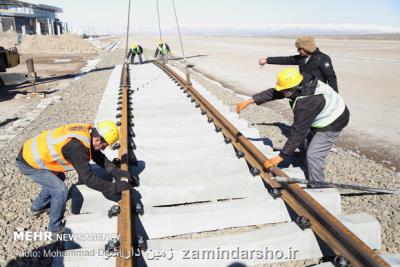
(0, 48, 124, 267)
(169, 60, 400, 254)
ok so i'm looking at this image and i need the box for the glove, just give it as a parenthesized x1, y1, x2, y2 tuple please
(116, 181, 132, 193)
(112, 158, 121, 168)
(236, 98, 253, 113)
(114, 168, 132, 183)
(263, 155, 283, 169)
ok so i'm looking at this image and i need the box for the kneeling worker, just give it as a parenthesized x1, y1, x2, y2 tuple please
(236, 68, 349, 183)
(16, 121, 134, 235)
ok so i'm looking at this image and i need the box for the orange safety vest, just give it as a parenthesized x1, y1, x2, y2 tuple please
(22, 123, 92, 172)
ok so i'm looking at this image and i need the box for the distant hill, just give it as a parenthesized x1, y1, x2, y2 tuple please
(130, 23, 400, 37)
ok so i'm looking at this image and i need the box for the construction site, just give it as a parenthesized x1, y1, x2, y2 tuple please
(0, 1, 399, 267)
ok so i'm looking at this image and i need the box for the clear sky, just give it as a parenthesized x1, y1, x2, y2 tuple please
(29, 0, 400, 34)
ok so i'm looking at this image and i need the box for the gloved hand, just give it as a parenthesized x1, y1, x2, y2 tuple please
(116, 180, 132, 193)
(114, 168, 132, 183)
(263, 155, 283, 169)
(236, 98, 254, 113)
(112, 158, 121, 168)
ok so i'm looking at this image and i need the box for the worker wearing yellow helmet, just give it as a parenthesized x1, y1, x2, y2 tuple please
(154, 39, 171, 64)
(126, 42, 144, 64)
(236, 67, 349, 184)
(15, 120, 134, 236)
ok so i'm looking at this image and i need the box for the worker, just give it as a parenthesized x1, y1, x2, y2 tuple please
(154, 40, 170, 64)
(259, 36, 339, 92)
(15, 121, 134, 236)
(236, 68, 349, 183)
(126, 42, 144, 64)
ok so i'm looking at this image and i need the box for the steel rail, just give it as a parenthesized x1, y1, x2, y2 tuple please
(153, 61, 389, 267)
(116, 63, 134, 267)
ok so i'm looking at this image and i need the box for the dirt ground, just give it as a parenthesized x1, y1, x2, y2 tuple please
(0, 38, 122, 266)
(166, 57, 400, 256)
(0, 35, 119, 149)
(137, 35, 400, 170)
(0, 53, 95, 128)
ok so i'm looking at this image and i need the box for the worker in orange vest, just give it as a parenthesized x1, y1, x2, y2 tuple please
(15, 121, 134, 236)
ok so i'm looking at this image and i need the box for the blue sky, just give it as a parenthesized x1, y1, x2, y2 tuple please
(30, 0, 400, 34)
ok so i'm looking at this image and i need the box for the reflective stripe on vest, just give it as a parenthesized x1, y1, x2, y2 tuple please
(291, 81, 346, 128)
(158, 44, 168, 55)
(22, 124, 92, 172)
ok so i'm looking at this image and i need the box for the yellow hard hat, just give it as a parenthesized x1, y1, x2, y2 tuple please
(131, 42, 138, 48)
(96, 120, 120, 146)
(275, 68, 303, 91)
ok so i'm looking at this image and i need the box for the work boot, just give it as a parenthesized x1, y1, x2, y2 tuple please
(28, 206, 50, 217)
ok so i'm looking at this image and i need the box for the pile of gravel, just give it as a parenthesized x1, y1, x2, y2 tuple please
(0, 49, 124, 266)
(169, 60, 400, 254)
(18, 34, 98, 54)
(0, 31, 19, 49)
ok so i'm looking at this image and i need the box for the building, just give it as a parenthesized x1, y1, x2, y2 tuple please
(0, 0, 64, 35)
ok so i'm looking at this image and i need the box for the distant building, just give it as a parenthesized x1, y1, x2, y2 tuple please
(0, 0, 64, 35)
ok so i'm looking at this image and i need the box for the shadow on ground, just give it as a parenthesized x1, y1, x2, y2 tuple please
(0, 66, 116, 102)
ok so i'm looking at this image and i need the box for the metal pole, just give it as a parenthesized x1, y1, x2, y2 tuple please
(171, 0, 191, 84)
(131, 0, 135, 39)
(274, 176, 399, 194)
(26, 58, 37, 93)
(156, 0, 163, 42)
(125, 0, 131, 58)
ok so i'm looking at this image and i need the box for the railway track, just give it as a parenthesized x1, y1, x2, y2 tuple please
(55, 61, 391, 267)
